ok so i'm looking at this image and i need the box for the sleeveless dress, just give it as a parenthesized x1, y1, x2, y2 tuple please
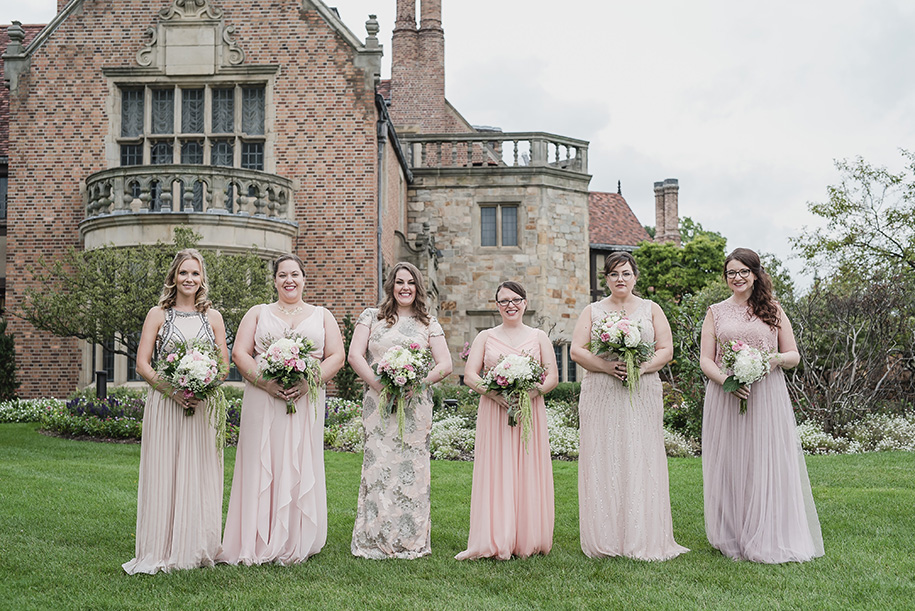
(123, 308, 224, 575)
(351, 309, 444, 559)
(219, 305, 327, 565)
(702, 300, 824, 563)
(578, 298, 688, 561)
(455, 331, 554, 560)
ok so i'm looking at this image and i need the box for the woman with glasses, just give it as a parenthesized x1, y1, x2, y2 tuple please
(456, 281, 558, 560)
(699, 248, 823, 563)
(570, 251, 688, 560)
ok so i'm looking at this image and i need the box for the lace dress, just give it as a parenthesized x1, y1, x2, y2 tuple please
(123, 308, 224, 575)
(702, 300, 824, 563)
(351, 309, 443, 559)
(220, 305, 327, 565)
(455, 330, 554, 560)
(577, 298, 688, 560)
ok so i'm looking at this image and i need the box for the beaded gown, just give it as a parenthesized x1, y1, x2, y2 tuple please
(578, 298, 688, 561)
(456, 330, 554, 560)
(123, 308, 224, 575)
(702, 300, 823, 563)
(220, 305, 327, 565)
(351, 309, 443, 559)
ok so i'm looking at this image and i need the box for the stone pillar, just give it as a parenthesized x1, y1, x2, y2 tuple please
(654, 178, 681, 245)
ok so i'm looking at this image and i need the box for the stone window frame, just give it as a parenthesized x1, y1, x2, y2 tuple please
(104, 68, 279, 173)
(474, 199, 523, 251)
(553, 342, 578, 383)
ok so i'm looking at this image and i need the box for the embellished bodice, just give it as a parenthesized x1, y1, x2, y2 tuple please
(590, 297, 655, 344)
(155, 308, 216, 359)
(708, 300, 778, 366)
(357, 308, 443, 370)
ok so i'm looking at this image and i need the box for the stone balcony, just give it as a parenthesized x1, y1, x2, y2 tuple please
(80, 165, 297, 256)
(400, 131, 589, 175)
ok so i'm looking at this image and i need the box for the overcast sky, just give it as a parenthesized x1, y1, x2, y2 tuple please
(5, 0, 914, 285)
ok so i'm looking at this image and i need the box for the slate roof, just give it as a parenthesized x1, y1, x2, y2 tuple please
(0, 23, 46, 158)
(589, 191, 651, 248)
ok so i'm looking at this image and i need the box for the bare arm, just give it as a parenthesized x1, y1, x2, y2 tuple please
(641, 301, 673, 374)
(773, 305, 801, 370)
(535, 329, 559, 395)
(231, 305, 284, 396)
(422, 333, 454, 385)
(699, 309, 749, 400)
(136, 307, 198, 410)
(207, 309, 230, 379)
(569, 304, 615, 376)
(318, 308, 346, 383)
(347, 321, 382, 393)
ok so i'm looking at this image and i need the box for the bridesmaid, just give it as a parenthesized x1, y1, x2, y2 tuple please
(220, 254, 345, 565)
(456, 281, 558, 560)
(349, 262, 453, 559)
(123, 249, 229, 574)
(700, 248, 823, 563)
(570, 251, 687, 561)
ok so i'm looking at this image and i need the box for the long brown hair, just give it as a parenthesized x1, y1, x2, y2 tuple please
(158, 249, 211, 312)
(725, 248, 780, 328)
(378, 262, 430, 326)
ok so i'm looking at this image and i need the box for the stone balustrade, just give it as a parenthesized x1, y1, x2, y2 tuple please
(400, 132, 588, 174)
(83, 164, 294, 219)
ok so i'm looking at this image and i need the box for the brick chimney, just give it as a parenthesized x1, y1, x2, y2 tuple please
(390, 0, 462, 133)
(653, 179, 681, 246)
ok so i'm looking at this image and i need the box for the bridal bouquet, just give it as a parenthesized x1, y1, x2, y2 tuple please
(157, 339, 229, 447)
(720, 339, 771, 414)
(478, 353, 546, 447)
(588, 311, 655, 399)
(258, 334, 323, 415)
(374, 343, 434, 439)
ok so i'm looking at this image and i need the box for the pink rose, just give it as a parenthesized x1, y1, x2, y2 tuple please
(405, 364, 414, 372)
(166, 353, 178, 362)
(395, 375, 408, 386)
(409, 342, 421, 350)
(600, 332, 611, 341)
(295, 358, 307, 372)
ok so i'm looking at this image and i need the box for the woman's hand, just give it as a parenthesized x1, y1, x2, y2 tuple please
(607, 359, 628, 382)
(729, 384, 750, 400)
(262, 379, 300, 403)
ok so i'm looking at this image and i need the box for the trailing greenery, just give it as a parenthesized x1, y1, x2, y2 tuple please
(0, 424, 913, 609)
(0, 318, 20, 401)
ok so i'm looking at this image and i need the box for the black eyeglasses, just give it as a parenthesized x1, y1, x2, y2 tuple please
(725, 268, 752, 279)
(495, 298, 525, 307)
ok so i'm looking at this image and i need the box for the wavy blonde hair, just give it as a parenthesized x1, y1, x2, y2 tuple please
(158, 249, 211, 312)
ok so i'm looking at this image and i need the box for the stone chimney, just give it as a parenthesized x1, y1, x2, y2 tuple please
(653, 178, 681, 246)
(390, 0, 461, 133)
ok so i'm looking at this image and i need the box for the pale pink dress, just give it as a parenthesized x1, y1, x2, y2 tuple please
(123, 309, 224, 575)
(578, 298, 688, 561)
(455, 331, 554, 560)
(219, 305, 327, 565)
(703, 300, 824, 563)
(351, 309, 444, 559)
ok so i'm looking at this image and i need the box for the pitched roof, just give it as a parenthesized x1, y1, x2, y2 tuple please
(589, 191, 651, 248)
(0, 23, 46, 159)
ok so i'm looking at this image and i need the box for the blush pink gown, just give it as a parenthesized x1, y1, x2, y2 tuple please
(219, 305, 327, 565)
(702, 300, 824, 563)
(578, 298, 688, 561)
(455, 331, 554, 560)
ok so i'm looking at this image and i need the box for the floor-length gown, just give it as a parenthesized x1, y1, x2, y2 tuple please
(123, 309, 224, 575)
(578, 298, 688, 561)
(702, 300, 824, 563)
(351, 309, 444, 559)
(220, 305, 327, 565)
(456, 332, 554, 560)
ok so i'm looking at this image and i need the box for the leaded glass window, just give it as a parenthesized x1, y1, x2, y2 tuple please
(242, 86, 265, 135)
(150, 141, 174, 165)
(481, 207, 497, 247)
(241, 142, 264, 171)
(501, 206, 518, 246)
(151, 89, 175, 134)
(211, 140, 234, 166)
(121, 144, 142, 166)
(212, 87, 234, 133)
(121, 89, 144, 138)
(181, 88, 204, 134)
(0, 175, 7, 219)
(479, 204, 520, 248)
(181, 140, 204, 164)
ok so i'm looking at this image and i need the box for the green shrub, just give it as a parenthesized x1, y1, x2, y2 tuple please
(432, 383, 478, 411)
(68, 385, 148, 403)
(0, 399, 64, 423)
(544, 382, 580, 405)
(222, 384, 245, 403)
(333, 313, 363, 402)
(0, 319, 20, 401)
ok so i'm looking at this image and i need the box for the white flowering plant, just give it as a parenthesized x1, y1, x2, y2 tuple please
(374, 343, 434, 439)
(719, 339, 771, 414)
(258, 334, 323, 415)
(478, 353, 546, 448)
(588, 311, 655, 400)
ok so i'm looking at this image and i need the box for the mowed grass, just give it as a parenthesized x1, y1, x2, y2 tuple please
(1, 423, 914, 610)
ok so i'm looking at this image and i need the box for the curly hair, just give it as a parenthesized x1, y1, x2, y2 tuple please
(378, 262, 430, 326)
(158, 249, 211, 312)
(725, 248, 780, 328)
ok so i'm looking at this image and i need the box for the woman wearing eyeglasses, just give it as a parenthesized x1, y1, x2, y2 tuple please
(570, 251, 688, 560)
(455, 281, 559, 560)
(699, 248, 823, 563)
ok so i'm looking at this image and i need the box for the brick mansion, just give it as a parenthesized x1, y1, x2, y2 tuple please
(1, 0, 680, 398)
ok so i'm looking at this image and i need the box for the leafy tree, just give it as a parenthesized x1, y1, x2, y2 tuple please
(0, 319, 20, 401)
(333, 313, 363, 401)
(792, 150, 915, 276)
(633, 227, 726, 303)
(19, 227, 273, 357)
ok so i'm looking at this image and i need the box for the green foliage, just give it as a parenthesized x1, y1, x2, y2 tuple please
(332, 313, 362, 402)
(792, 150, 915, 276)
(67, 385, 148, 403)
(543, 381, 580, 405)
(18, 227, 272, 357)
(0, 398, 63, 423)
(0, 319, 20, 401)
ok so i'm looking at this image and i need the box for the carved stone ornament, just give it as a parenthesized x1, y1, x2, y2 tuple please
(159, 0, 224, 20)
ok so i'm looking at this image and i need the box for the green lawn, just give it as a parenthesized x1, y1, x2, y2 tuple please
(1, 423, 913, 610)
